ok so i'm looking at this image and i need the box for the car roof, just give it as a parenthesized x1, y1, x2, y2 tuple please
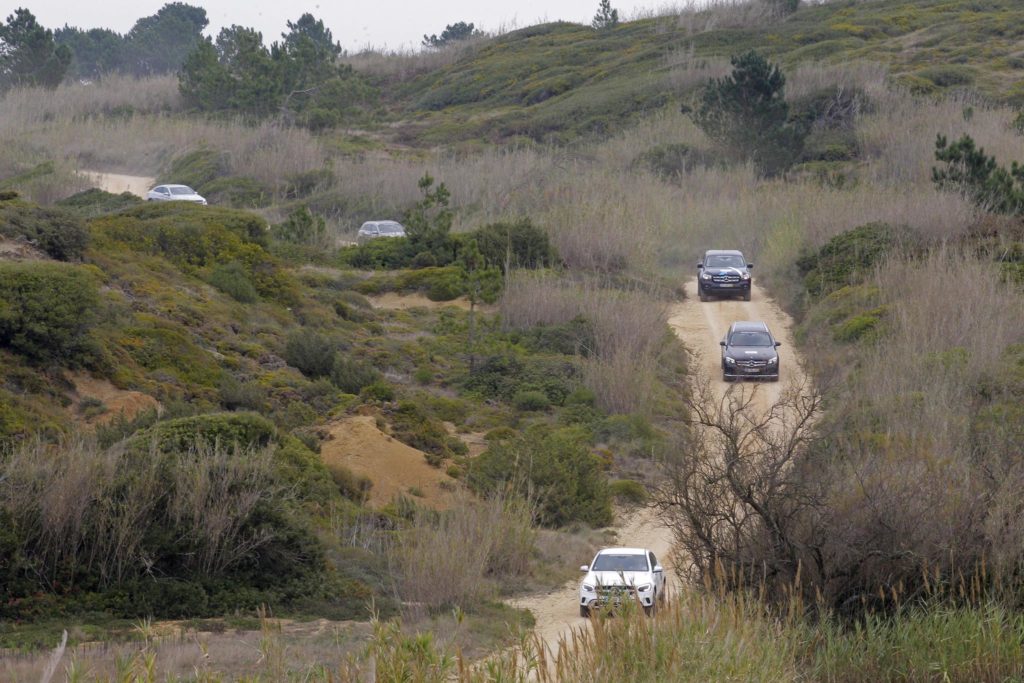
(164, 184, 193, 189)
(704, 249, 745, 256)
(361, 220, 402, 226)
(729, 321, 770, 332)
(596, 547, 649, 555)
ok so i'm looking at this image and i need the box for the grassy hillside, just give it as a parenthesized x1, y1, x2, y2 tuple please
(383, 0, 1024, 145)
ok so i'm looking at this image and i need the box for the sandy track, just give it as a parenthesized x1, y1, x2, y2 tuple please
(668, 279, 806, 414)
(511, 278, 806, 664)
(80, 171, 155, 197)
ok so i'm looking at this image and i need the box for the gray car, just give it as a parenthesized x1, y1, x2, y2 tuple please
(720, 320, 781, 382)
(357, 220, 406, 243)
(146, 184, 207, 205)
(698, 249, 753, 301)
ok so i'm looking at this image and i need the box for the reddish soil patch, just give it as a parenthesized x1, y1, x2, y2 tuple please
(320, 415, 454, 509)
(68, 372, 161, 426)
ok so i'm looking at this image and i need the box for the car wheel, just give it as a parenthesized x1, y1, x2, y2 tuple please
(743, 289, 752, 302)
(658, 588, 666, 605)
(579, 605, 590, 618)
(698, 286, 707, 302)
(723, 372, 732, 383)
(644, 604, 656, 617)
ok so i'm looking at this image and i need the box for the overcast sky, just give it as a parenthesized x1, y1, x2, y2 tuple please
(3, 0, 658, 52)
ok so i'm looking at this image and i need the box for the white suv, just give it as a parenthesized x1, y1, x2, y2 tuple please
(578, 547, 666, 617)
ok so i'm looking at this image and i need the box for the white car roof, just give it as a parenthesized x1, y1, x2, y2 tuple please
(596, 547, 649, 555)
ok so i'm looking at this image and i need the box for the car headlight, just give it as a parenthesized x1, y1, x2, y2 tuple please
(741, 272, 750, 280)
(701, 272, 711, 280)
(637, 583, 652, 592)
(582, 583, 595, 593)
(724, 356, 736, 365)
(767, 357, 778, 365)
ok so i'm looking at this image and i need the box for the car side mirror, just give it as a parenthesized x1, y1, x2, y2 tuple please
(580, 565, 589, 572)
(653, 565, 663, 573)
(747, 263, 754, 269)
(697, 262, 703, 268)
(775, 341, 782, 347)
(719, 341, 726, 347)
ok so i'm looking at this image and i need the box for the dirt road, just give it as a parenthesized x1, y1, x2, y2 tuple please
(510, 278, 805, 665)
(668, 279, 806, 412)
(80, 171, 155, 197)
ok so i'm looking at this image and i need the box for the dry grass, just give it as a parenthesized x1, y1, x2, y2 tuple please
(389, 494, 536, 615)
(501, 273, 669, 413)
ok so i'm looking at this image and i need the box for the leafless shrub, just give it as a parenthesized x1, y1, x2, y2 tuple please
(389, 493, 536, 614)
(343, 38, 489, 83)
(653, 375, 823, 591)
(785, 61, 889, 103)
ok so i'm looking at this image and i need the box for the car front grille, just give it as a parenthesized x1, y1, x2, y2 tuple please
(597, 586, 635, 598)
(735, 359, 767, 368)
(711, 273, 741, 283)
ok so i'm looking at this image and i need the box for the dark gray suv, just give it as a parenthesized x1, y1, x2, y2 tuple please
(720, 321, 781, 382)
(697, 250, 753, 301)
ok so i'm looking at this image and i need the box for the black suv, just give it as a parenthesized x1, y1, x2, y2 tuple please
(720, 321, 781, 382)
(697, 250, 753, 301)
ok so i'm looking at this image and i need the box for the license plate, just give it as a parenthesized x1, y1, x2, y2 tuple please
(719, 283, 734, 287)
(744, 368, 760, 373)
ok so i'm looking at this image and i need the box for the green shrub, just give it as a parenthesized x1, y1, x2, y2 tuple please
(55, 188, 142, 216)
(208, 261, 259, 303)
(331, 355, 382, 394)
(340, 237, 417, 269)
(796, 222, 901, 299)
(361, 380, 395, 402)
(0, 262, 99, 364)
(134, 412, 276, 453)
(218, 377, 266, 411)
(0, 203, 89, 260)
(273, 206, 327, 245)
(201, 176, 271, 207)
(468, 426, 612, 528)
(915, 65, 975, 88)
(285, 330, 337, 378)
(609, 479, 647, 504)
(513, 389, 550, 411)
(522, 316, 595, 356)
(390, 401, 453, 466)
(470, 218, 556, 271)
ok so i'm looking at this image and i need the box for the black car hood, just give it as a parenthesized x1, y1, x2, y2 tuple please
(707, 267, 749, 276)
(724, 346, 776, 360)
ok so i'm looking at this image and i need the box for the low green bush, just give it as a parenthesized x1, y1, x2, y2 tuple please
(609, 478, 647, 504)
(331, 355, 382, 394)
(285, 330, 338, 378)
(0, 203, 89, 260)
(55, 188, 142, 216)
(390, 401, 454, 467)
(360, 380, 396, 402)
(468, 425, 612, 527)
(208, 261, 259, 303)
(797, 222, 903, 299)
(513, 389, 551, 411)
(633, 142, 716, 179)
(470, 218, 556, 271)
(0, 262, 100, 364)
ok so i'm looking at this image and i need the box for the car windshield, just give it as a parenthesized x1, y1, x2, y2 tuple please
(379, 223, 404, 235)
(169, 186, 196, 195)
(729, 331, 773, 347)
(705, 254, 746, 268)
(592, 554, 649, 572)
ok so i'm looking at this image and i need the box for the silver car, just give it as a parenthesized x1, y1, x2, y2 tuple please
(146, 184, 207, 205)
(357, 220, 406, 243)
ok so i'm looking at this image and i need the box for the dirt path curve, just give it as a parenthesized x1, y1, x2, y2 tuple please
(80, 171, 155, 197)
(509, 279, 806, 667)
